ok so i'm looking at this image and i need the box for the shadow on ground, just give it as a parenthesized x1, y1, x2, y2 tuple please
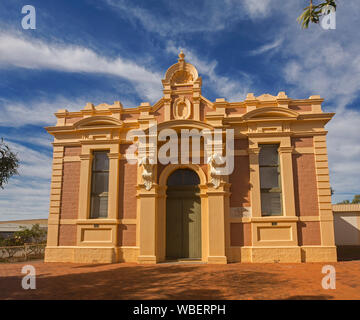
(1, 264, 287, 300)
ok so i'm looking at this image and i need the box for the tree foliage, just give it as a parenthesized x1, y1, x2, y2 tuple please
(337, 195, 360, 205)
(0, 224, 47, 260)
(0, 138, 19, 189)
(0, 224, 47, 247)
(297, 0, 337, 29)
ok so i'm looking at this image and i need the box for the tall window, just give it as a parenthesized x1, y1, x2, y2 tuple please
(259, 144, 282, 216)
(90, 151, 109, 218)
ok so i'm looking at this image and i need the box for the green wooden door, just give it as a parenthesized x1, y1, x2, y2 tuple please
(166, 192, 183, 259)
(166, 185, 201, 259)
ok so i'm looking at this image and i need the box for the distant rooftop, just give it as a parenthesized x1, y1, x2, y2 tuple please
(332, 204, 360, 212)
(0, 219, 48, 233)
(0, 218, 48, 224)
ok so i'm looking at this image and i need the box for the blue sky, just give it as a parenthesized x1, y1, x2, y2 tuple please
(0, 0, 359, 221)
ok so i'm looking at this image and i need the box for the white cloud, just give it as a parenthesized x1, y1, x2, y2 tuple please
(251, 38, 283, 55)
(104, 0, 273, 36)
(0, 178, 50, 221)
(0, 97, 78, 127)
(268, 1, 360, 203)
(4, 141, 52, 180)
(243, 0, 272, 19)
(326, 110, 360, 203)
(0, 141, 52, 221)
(277, 2, 360, 107)
(0, 33, 162, 102)
(7, 134, 53, 148)
(0, 93, 139, 128)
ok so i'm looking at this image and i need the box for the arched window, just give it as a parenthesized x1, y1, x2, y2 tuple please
(167, 169, 200, 186)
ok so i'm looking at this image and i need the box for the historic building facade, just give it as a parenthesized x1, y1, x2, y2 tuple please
(45, 52, 337, 264)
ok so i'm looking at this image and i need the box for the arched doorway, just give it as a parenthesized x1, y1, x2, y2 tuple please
(166, 169, 201, 260)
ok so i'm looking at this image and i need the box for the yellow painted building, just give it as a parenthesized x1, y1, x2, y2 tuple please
(45, 52, 337, 264)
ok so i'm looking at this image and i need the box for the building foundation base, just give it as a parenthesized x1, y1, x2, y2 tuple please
(45, 245, 337, 264)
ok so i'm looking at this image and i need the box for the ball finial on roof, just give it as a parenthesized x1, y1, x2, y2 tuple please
(178, 50, 185, 61)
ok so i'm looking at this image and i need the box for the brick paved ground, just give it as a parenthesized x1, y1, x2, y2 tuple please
(1, 260, 359, 300)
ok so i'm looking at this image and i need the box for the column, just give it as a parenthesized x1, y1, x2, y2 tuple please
(107, 152, 120, 220)
(278, 146, 296, 217)
(206, 184, 229, 264)
(248, 147, 262, 218)
(78, 153, 93, 220)
(314, 135, 335, 246)
(47, 146, 64, 246)
(137, 185, 158, 264)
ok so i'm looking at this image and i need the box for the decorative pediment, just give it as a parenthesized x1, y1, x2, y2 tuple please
(73, 116, 123, 128)
(256, 94, 277, 101)
(243, 107, 299, 120)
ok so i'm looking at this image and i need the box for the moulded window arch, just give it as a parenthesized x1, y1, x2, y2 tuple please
(167, 169, 200, 186)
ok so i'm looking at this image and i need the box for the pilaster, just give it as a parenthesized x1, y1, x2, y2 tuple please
(278, 146, 296, 217)
(47, 146, 64, 246)
(206, 183, 229, 264)
(107, 152, 120, 220)
(137, 185, 158, 264)
(314, 134, 335, 247)
(78, 153, 93, 220)
(248, 147, 261, 218)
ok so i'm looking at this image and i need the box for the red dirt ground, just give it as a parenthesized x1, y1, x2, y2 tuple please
(1, 260, 359, 300)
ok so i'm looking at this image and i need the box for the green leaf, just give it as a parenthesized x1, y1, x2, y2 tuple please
(297, 0, 337, 29)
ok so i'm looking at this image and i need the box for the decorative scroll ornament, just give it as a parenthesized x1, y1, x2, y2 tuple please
(171, 70, 194, 84)
(173, 96, 191, 120)
(163, 50, 199, 85)
(139, 157, 154, 190)
(207, 153, 226, 189)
